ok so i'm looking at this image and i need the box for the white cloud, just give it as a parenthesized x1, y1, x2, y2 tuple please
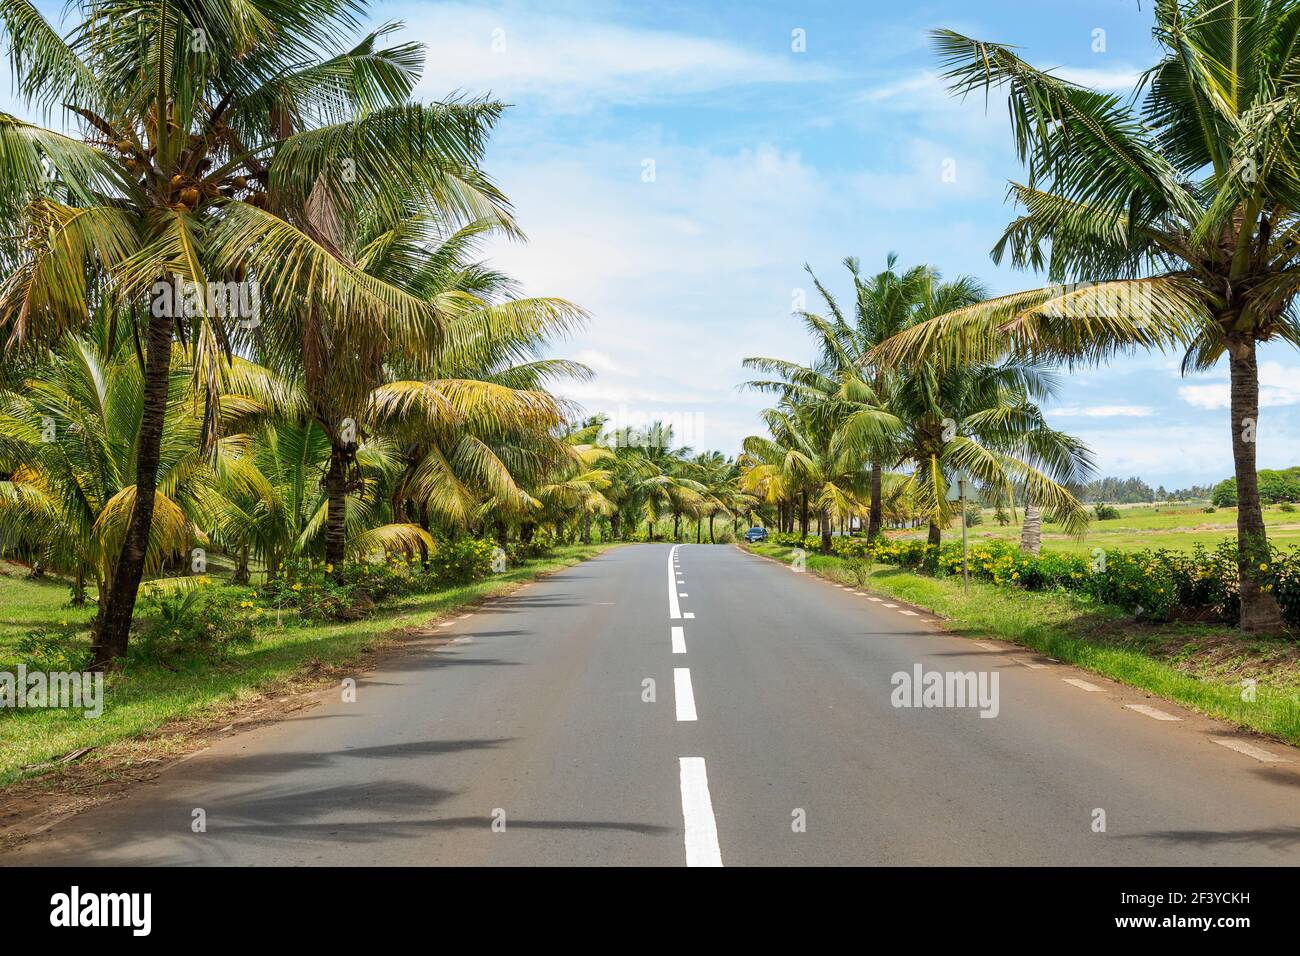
(1178, 362, 1300, 410)
(398, 2, 834, 110)
(1050, 66, 1144, 90)
(1048, 405, 1155, 418)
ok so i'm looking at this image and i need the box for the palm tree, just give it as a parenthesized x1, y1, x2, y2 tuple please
(0, 326, 246, 603)
(741, 404, 873, 554)
(0, 1, 511, 664)
(800, 255, 938, 538)
(747, 267, 1093, 553)
(361, 217, 590, 544)
(603, 423, 703, 541)
(208, 416, 431, 582)
(873, 9, 1300, 631)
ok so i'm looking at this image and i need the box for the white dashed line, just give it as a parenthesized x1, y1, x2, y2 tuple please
(667, 545, 682, 620)
(1125, 703, 1181, 721)
(883, 603, 898, 608)
(437, 621, 453, 628)
(679, 757, 723, 867)
(974, 642, 1001, 651)
(898, 609, 918, 616)
(1063, 678, 1104, 692)
(684, 612, 695, 619)
(674, 667, 698, 721)
(867, 597, 882, 603)
(671, 626, 687, 654)
(1211, 738, 1287, 763)
(1016, 659, 1048, 669)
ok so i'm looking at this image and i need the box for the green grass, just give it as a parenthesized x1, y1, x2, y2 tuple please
(748, 543, 1300, 746)
(0, 544, 619, 787)
(890, 501, 1300, 555)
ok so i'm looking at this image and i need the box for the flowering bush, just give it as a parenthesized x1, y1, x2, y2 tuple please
(132, 587, 258, 659)
(863, 537, 1299, 629)
(425, 538, 496, 585)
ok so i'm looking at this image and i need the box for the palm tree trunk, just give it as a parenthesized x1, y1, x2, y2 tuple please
(91, 309, 173, 668)
(673, 511, 680, 540)
(799, 492, 809, 538)
(709, 514, 716, 543)
(1020, 503, 1041, 557)
(868, 461, 883, 539)
(324, 443, 348, 576)
(611, 512, 621, 539)
(927, 520, 941, 548)
(695, 519, 701, 543)
(1228, 336, 1284, 632)
(820, 509, 832, 554)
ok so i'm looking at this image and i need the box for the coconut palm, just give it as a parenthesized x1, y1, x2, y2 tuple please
(0, 326, 245, 603)
(800, 255, 942, 538)
(360, 217, 590, 543)
(207, 416, 429, 582)
(741, 403, 873, 553)
(0, 1, 515, 663)
(873, 7, 1300, 631)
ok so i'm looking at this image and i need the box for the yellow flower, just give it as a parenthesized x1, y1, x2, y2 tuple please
(291, 583, 302, 591)
(1259, 563, 1269, 572)
(325, 563, 334, 573)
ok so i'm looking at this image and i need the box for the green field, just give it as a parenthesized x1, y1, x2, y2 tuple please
(889, 502, 1300, 555)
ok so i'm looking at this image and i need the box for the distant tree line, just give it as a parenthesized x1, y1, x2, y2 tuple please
(1073, 476, 1212, 504)
(1212, 468, 1300, 508)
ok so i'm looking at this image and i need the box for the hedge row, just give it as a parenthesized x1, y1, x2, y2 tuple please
(764, 532, 1300, 630)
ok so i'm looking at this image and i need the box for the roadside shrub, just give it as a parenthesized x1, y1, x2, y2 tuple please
(426, 538, 496, 585)
(17, 620, 91, 671)
(132, 587, 258, 660)
(1093, 504, 1121, 520)
(868, 536, 1300, 631)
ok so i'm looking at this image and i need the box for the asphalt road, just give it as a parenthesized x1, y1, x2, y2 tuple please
(8, 543, 1300, 866)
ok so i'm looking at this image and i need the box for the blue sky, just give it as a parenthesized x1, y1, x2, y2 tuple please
(7, 0, 1300, 487)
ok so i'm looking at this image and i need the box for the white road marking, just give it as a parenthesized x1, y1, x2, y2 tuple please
(678, 757, 723, 867)
(1016, 659, 1048, 669)
(974, 641, 1001, 651)
(1125, 703, 1181, 721)
(671, 626, 687, 654)
(1063, 678, 1104, 692)
(457, 614, 472, 620)
(674, 668, 698, 721)
(898, 609, 918, 616)
(679, 593, 688, 597)
(867, 597, 882, 603)
(668, 545, 682, 620)
(882, 603, 898, 608)
(1211, 738, 1288, 763)
(684, 612, 695, 619)
(437, 621, 453, 628)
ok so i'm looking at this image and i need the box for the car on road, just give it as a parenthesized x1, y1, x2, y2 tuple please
(744, 527, 768, 543)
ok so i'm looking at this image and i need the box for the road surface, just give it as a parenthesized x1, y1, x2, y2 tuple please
(7, 543, 1300, 866)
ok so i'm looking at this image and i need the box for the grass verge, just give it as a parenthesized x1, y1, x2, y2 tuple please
(746, 542, 1300, 745)
(0, 543, 619, 789)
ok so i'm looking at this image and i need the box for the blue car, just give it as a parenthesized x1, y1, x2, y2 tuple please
(744, 527, 768, 543)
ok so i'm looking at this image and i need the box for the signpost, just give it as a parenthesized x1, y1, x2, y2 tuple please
(946, 471, 972, 594)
